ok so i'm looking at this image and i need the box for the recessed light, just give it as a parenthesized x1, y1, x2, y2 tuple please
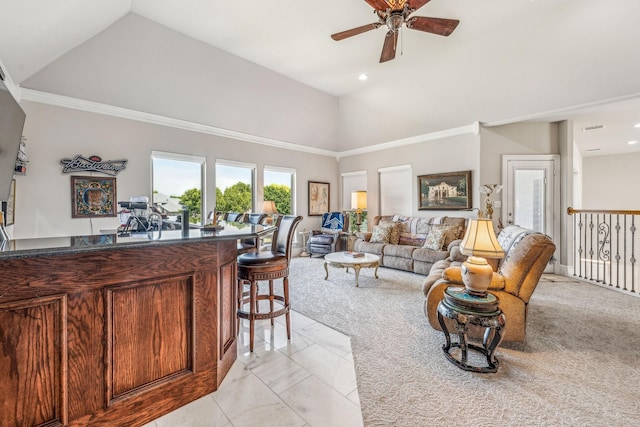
(628, 140, 638, 145)
(358, 73, 368, 81)
(634, 123, 640, 128)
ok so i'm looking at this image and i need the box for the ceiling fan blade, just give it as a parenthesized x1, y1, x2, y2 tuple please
(407, 0, 431, 12)
(380, 30, 398, 63)
(331, 22, 382, 41)
(406, 16, 459, 36)
(365, 0, 391, 10)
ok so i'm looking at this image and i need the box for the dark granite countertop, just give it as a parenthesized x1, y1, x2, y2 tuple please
(0, 222, 275, 260)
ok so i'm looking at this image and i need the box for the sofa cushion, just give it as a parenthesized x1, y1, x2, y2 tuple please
(412, 247, 449, 263)
(383, 256, 413, 272)
(355, 240, 385, 255)
(383, 244, 416, 258)
(393, 215, 451, 247)
(308, 234, 335, 245)
(379, 219, 402, 244)
(370, 224, 393, 243)
(422, 227, 447, 250)
(398, 233, 427, 246)
(430, 223, 465, 250)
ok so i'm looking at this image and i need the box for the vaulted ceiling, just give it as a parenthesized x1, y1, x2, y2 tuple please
(1, 0, 640, 155)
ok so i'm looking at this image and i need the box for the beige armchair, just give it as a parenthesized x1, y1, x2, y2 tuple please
(424, 226, 556, 342)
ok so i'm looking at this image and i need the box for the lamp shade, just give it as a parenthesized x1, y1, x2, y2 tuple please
(460, 218, 504, 259)
(261, 200, 278, 214)
(351, 191, 367, 210)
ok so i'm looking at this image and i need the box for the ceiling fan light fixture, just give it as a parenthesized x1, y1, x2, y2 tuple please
(331, 0, 459, 63)
(386, 13, 404, 32)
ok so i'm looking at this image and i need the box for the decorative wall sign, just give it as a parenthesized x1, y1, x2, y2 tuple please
(71, 176, 117, 218)
(61, 155, 127, 176)
(418, 170, 472, 210)
(15, 136, 27, 175)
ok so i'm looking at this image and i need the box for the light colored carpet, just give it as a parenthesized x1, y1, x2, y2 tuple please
(288, 257, 640, 427)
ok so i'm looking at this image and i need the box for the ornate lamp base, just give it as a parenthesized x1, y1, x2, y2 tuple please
(461, 256, 494, 296)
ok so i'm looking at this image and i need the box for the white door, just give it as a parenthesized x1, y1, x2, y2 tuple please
(502, 155, 559, 272)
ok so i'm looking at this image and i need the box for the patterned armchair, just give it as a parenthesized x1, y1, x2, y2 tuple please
(307, 212, 349, 257)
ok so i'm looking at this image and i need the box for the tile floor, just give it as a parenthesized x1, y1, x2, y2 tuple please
(143, 311, 364, 427)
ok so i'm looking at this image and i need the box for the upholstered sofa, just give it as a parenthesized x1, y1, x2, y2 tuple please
(353, 215, 467, 275)
(423, 225, 556, 342)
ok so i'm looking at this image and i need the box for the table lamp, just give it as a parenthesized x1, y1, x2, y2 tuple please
(262, 200, 278, 225)
(351, 190, 367, 232)
(459, 218, 505, 296)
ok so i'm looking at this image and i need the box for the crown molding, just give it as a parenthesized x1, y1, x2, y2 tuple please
(483, 93, 640, 127)
(336, 122, 481, 160)
(0, 59, 21, 101)
(19, 88, 339, 158)
(19, 88, 480, 160)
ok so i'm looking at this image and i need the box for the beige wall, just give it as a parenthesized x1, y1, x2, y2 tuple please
(12, 101, 338, 239)
(21, 13, 339, 152)
(582, 152, 640, 210)
(479, 122, 560, 221)
(338, 133, 481, 222)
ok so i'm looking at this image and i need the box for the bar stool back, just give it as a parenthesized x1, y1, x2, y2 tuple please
(237, 215, 302, 351)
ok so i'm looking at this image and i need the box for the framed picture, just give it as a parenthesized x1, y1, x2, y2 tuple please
(2, 178, 16, 225)
(71, 175, 117, 218)
(418, 170, 472, 210)
(308, 181, 330, 216)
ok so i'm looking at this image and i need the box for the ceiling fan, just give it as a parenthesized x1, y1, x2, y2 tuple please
(331, 0, 459, 63)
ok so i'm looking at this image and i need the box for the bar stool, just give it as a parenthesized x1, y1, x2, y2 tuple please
(237, 215, 302, 352)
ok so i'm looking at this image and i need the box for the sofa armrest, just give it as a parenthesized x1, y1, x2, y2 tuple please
(442, 266, 506, 290)
(446, 240, 467, 263)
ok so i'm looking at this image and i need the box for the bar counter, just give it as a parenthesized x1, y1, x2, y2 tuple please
(0, 223, 274, 427)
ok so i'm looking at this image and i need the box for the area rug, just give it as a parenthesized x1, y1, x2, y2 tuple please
(288, 257, 640, 427)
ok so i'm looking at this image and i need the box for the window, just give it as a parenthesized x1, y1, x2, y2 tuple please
(264, 166, 295, 215)
(151, 151, 205, 225)
(215, 160, 256, 213)
(342, 170, 368, 231)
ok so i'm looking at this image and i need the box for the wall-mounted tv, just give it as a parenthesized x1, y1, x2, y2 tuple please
(0, 71, 26, 201)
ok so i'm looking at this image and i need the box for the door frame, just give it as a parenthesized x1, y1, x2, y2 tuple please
(501, 154, 560, 272)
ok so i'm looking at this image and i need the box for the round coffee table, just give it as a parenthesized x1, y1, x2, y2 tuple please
(324, 252, 380, 287)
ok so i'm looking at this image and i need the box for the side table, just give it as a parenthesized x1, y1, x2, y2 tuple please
(340, 232, 358, 252)
(436, 286, 506, 373)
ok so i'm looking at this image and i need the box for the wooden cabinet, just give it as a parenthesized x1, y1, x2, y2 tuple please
(0, 239, 237, 427)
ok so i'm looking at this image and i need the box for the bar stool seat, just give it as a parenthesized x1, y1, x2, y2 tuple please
(237, 215, 302, 352)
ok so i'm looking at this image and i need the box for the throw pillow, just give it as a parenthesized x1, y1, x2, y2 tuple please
(385, 222, 401, 244)
(422, 227, 447, 250)
(370, 224, 393, 243)
(430, 224, 464, 250)
(379, 219, 402, 245)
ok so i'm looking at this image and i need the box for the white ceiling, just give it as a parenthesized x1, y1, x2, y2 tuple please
(1, 0, 640, 156)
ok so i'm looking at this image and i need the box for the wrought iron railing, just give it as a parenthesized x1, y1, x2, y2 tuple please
(568, 208, 639, 296)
